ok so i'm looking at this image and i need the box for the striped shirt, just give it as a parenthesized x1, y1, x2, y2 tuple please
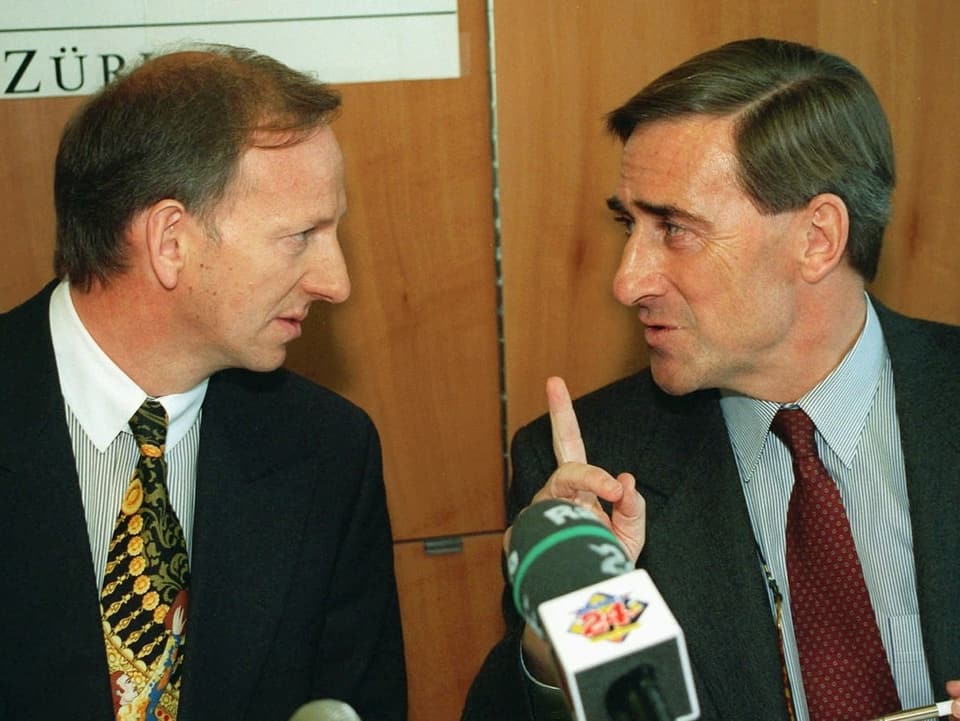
(48, 280, 206, 589)
(720, 296, 934, 719)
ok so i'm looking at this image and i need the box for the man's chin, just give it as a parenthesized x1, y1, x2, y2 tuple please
(241, 348, 288, 374)
(650, 363, 699, 397)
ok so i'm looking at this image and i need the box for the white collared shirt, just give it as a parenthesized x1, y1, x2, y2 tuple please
(49, 279, 207, 588)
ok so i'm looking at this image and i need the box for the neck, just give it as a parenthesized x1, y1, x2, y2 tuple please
(736, 280, 868, 404)
(70, 277, 210, 396)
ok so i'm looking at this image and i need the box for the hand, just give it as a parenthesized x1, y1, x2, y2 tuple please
(947, 679, 960, 719)
(511, 376, 645, 687)
(528, 376, 645, 563)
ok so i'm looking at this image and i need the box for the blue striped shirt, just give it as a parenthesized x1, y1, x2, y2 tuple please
(720, 297, 934, 719)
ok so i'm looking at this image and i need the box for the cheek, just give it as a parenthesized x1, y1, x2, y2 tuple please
(191, 263, 253, 327)
(721, 284, 794, 356)
(678, 262, 762, 346)
(219, 261, 270, 300)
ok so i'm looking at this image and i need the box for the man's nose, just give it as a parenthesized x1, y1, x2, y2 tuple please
(612, 234, 665, 307)
(303, 235, 351, 304)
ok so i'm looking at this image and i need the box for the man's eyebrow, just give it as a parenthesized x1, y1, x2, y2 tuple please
(606, 195, 710, 227)
(606, 196, 627, 214)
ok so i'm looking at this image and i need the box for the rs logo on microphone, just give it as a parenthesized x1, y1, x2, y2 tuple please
(567, 592, 648, 643)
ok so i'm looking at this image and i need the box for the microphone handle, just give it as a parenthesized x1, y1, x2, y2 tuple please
(606, 665, 672, 721)
(869, 699, 953, 721)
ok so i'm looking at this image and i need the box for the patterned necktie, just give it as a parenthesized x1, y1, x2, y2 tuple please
(771, 408, 899, 721)
(100, 399, 190, 719)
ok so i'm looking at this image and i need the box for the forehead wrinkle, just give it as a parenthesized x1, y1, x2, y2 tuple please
(617, 118, 747, 231)
(608, 190, 713, 232)
(632, 199, 711, 226)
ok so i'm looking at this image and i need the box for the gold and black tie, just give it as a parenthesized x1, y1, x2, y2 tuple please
(100, 399, 190, 719)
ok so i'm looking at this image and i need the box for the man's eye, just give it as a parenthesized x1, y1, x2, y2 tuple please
(613, 215, 635, 236)
(279, 229, 313, 253)
(290, 228, 313, 244)
(663, 221, 685, 237)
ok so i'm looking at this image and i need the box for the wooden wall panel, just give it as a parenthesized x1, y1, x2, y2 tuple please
(284, 0, 504, 540)
(394, 534, 506, 721)
(495, 0, 960, 440)
(0, 97, 81, 305)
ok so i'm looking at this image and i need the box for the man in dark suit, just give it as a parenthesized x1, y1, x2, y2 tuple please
(0, 45, 405, 721)
(463, 38, 959, 721)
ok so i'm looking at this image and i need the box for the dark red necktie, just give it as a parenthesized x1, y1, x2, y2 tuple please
(771, 408, 900, 721)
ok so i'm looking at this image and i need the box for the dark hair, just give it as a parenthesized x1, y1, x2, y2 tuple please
(606, 37, 894, 281)
(53, 44, 342, 289)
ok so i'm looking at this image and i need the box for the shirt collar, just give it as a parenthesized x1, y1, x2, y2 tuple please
(49, 279, 208, 451)
(720, 294, 886, 482)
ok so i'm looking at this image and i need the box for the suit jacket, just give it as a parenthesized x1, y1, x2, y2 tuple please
(463, 300, 959, 721)
(0, 282, 407, 721)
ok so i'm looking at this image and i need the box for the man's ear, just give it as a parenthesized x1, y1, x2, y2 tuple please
(142, 199, 189, 290)
(800, 193, 849, 283)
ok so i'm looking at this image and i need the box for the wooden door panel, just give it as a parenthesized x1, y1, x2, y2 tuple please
(394, 533, 506, 721)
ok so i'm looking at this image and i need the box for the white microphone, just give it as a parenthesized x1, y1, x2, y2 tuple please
(287, 699, 362, 721)
(507, 499, 700, 721)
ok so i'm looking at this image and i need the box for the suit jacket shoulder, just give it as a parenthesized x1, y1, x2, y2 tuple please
(874, 300, 960, 691)
(0, 283, 117, 720)
(178, 371, 407, 721)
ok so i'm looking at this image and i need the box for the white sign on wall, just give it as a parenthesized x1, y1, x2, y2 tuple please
(0, 1, 460, 99)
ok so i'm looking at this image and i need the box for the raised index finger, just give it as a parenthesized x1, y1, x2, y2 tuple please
(546, 376, 586, 465)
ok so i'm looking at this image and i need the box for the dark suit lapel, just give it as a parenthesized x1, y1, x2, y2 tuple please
(0, 284, 114, 715)
(179, 371, 321, 720)
(638, 398, 790, 721)
(879, 304, 960, 689)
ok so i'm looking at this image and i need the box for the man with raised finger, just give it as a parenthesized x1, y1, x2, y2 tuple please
(463, 38, 959, 721)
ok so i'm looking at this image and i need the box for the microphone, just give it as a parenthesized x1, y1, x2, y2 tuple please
(868, 699, 954, 721)
(287, 699, 362, 721)
(506, 499, 700, 721)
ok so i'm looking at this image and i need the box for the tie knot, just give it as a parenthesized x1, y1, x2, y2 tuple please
(770, 407, 817, 460)
(129, 398, 168, 455)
